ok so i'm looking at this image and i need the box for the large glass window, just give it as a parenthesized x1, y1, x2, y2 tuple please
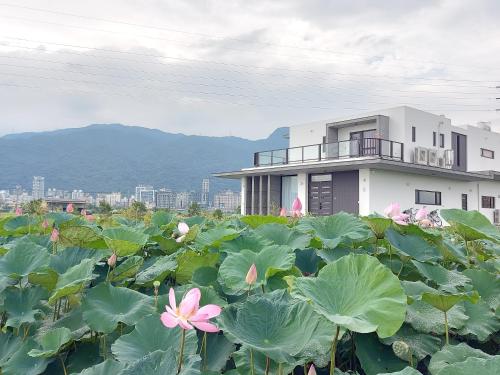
(482, 196, 495, 209)
(281, 175, 298, 211)
(415, 190, 442, 205)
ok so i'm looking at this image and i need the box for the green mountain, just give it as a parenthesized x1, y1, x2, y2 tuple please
(0, 124, 288, 193)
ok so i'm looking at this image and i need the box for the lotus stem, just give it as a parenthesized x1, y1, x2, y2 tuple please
(249, 348, 255, 375)
(330, 326, 341, 375)
(444, 311, 449, 345)
(200, 332, 207, 371)
(409, 348, 413, 368)
(265, 356, 270, 375)
(59, 355, 68, 375)
(177, 328, 186, 374)
(278, 363, 283, 375)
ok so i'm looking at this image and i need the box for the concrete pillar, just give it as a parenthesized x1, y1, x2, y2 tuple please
(259, 175, 263, 215)
(267, 174, 271, 215)
(358, 169, 370, 216)
(251, 176, 255, 215)
(240, 177, 247, 215)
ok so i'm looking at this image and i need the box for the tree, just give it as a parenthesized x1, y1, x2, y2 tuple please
(126, 200, 148, 220)
(98, 200, 112, 215)
(213, 209, 223, 219)
(23, 199, 47, 216)
(188, 202, 201, 216)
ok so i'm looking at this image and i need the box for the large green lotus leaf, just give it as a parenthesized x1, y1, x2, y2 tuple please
(151, 235, 181, 255)
(50, 247, 108, 274)
(200, 333, 235, 373)
(81, 282, 155, 333)
(1, 338, 49, 375)
(111, 314, 198, 364)
(195, 227, 241, 248)
(378, 367, 422, 375)
(232, 346, 297, 375)
(151, 211, 175, 227)
(441, 239, 468, 264)
(135, 256, 177, 286)
(362, 215, 393, 239)
(102, 227, 148, 256)
(175, 250, 219, 284)
(217, 289, 325, 363)
(221, 233, 272, 253)
(385, 228, 442, 262)
(240, 215, 288, 228)
(401, 280, 438, 300)
(218, 245, 295, 294)
(421, 290, 479, 312)
(294, 248, 320, 274)
(411, 260, 470, 292)
(28, 268, 59, 291)
(291, 253, 406, 338)
(463, 268, 500, 309)
(254, 223, 311, 249)
(405, 300, 467, 334)
(0, 332, 22, 367)
(59, 225, 106, 249)
(28, 327, 72, 358)
(51, 307, 90, 340)
(3, 286, 47, 328)
(72, 359, 125, 375)
(440, 209, 500, 242)
(2, 215, 33, 234)
(49, 258, 96, 304)
(380, 324, 441, 361)
(355, 333, 407, 375)
(428, 343, 498, 375)
(0, 240, 50, 279)
(118, 349, 200, 375)
(109, 255, 143, 282)
(296, 212, 373, 249)
(436, 357, 500, 375)
(458, 300, 500, 342)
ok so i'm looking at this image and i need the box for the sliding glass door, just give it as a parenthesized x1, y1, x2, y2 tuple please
(281, 175, 298, 211)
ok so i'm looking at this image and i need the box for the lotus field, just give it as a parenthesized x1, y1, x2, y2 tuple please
(0, 207, 499, 375)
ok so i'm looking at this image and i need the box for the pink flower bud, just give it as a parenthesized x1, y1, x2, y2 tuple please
(245, 263, 257, 285)
(66, 203, 74, 213)
(42, 219, 49, 229)
(291, 197, 302, 212)
(279, 208, 287, 217)
(107, 253, 117, 267)
(15, 207, 22, 216)
(308, 364, 317, 375)
(50, 228, 59, 242)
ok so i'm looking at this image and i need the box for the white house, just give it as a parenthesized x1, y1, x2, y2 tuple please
(215, 106, 500, 223)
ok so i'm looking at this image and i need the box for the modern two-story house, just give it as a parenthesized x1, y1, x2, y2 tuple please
(215, 106, 500, 223)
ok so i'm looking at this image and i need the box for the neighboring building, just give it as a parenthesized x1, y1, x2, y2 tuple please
(71, 189, 84, 200)
(213, 190, 240, 213)
(157, 188, 176, 209)
(215, 106, 500, 223)
(135, 185, 156, 208)
(45, 198, 87, 212)
(175, 191, 191, 210)
(32, 176, 45, 199)
(96, 192, 123, 207)
(201, 178, 210, 207)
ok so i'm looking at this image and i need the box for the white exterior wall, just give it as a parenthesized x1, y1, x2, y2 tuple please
(358, 169, 371, 216)
(452, 125, 500, 172)
(289, 120, 326, 148)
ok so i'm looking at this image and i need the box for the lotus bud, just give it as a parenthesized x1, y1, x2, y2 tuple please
(245, 263, 257, 285)
(392, 340, 411, 362)
(178, 222, 189, 235)
(42, 219, 49, 229)
(279, 208, 287, 217)
(415, 207, 429, 221)
(291, 197, 302, 212)
(15, 207, 22, 216)
(153, 280, 161, 294)
(66, 203, 74, 213)
(50, 228, 59, 242)
(107, 253, 117, 268)
(307, 364, 317, 375)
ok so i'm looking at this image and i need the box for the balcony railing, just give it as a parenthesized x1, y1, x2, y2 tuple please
(254, 138, 404, 167)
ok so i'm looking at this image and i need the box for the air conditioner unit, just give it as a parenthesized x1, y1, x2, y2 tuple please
(444, 149, 454, 169)
(438, 157, 445, 168)
(414, 147, 428, 165)
(428, 149, 439, 167)
(494, 209, 500, 225)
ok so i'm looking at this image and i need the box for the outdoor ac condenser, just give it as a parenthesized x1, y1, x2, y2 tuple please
(428, 149, 439, 167)
(414, 147, 428, 165)
(438, 157, 445, 168)
(444, 149, 454, 169)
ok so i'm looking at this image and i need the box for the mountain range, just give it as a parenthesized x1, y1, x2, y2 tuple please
(0, 124, 289, 193)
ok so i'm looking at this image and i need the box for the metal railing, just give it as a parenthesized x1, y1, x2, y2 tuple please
(254, 138, 404, 167)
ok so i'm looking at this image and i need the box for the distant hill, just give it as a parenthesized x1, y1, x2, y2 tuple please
(0, 124, 289, 193)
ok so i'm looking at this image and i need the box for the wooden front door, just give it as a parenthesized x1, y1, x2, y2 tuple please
(309, 174, 333, 216)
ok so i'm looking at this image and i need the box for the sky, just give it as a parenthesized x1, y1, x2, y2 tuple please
(0, 0, 499, 139)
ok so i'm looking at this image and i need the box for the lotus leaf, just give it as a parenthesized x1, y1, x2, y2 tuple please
(254, 223, 311, 249)
(176, 250, 219, 284)
(49, 258, 96, 304)
(109, 255, 143, 282)
(386, 227, 442, 262)
(134, 255, 177, 286)
(28, 327, 72, 357)
(102, 227, 148, 256)
(0, 240, 50, 279)
(440, 209, 500, 242)
(429, 343, 499, 375)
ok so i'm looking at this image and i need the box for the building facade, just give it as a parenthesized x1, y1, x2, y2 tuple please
(216, 106, 500, 223)
(213, 190, 240, 213)
(201, 178, 210, 207)
(32, 176, 45, 199)
(157, 188, 176, 209)
(135, 185, 156, 208)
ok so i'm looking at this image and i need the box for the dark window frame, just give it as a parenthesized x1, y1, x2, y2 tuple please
(461, 193, 468, 211)
(439, 133, 445, 148)
(412, 126, 416, 142)
(433, 131, 437, 147)
(480, 148, 494, 159)
(415, 189, 442, 205)
(481, 196, 495, 209)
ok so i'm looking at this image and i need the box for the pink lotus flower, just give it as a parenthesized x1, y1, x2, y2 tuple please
(415, 207, 429, 221)
(50, 228, 59, 242)
(81, 209, 87, 216)
(107, 253, 117, 267)
(245, 263, 257, 285)
(42, 219, 49, 229)
(85, 214, 95, 222)
(292, 197, 302, 211)
(420, 218, 432, 227)
(308, 364, 317, 375)
(176, 222, 189, 243)
(384, 203, 409, 226)
(15, 207, 22, 216)
(161, 288, 221, 332)
(279, 208, 287, 217)
(66, 203, 74, 213)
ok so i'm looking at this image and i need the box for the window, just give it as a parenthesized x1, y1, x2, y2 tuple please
(281, 175, 298, 211)
(433, 132, 437, 147)
(439, 133, 445, 148)
(412, 126, 416, 142)
(481, 148, 494, 159)
(461, 194, 468, 211)
(481, 196, 495, 209)
(415, 190, 442, 205)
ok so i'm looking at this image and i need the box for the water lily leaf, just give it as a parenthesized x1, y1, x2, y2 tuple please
(380, 324, 442, 361)
(463, 268, 500, 309)
(50, 247, 108, 274)
(355, 333, 407, 375)
(151, 211, 175, 227)
(294, 248, 320, 275)
(28, 327, 72, 357)
(421, 290, 479, 312)
(176, 250, 219, 284)
(109, 256, 143, 282)
(118, 349, 200, 375)
(240, 215, 288, 228)
(221, 233, 273, 253)
(1, 338, 49, 375)
(59, 225, 105, 249)
(0, 240, 50, 279)
(111, 314, 198, 364)
(232, 346, 296, 375)
(406, 300, 468, 334)
(378, 367, 422, 375)
(201, 333, 235, 373)
(71, 359, 125, 375)
(218, 245, 295, 294)
(81, 282, 154, 333)
(254, 223, 311, 249)
(291, 253, 406, 338)
(0, 332, 22, 367)
(217, 289, 325, 363)
(3, 286, 47, 328)
(135, 256, 177, 286)
(28, 268, 59, 291)
(102, 227, 148, 256)
(362, 216, 393, 239)
(296, 212, 373, 249)
(440, 209, 500, 242)
(411, 260, 471, 292)
(429, 343, 499, 375)
(386, 228, 442, 262)
(195, 227, 241, 248)
(51, 307, 90, 340)
(458, 300, 500, 342)
(2, 215, 34, 234)
(49, 258, 96, 304)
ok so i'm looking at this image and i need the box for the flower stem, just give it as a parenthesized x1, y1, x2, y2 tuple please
(249, 348, 255, 375)
(177, 329, 186, 374)
(444, 311, 449, 345)
(59, 355, 68, 375)
(264, 356, 270, 375)
(201, 332, 207, 371)
(330, 326, 341, 375)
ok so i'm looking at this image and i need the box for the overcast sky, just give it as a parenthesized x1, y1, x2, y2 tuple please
(0, 0, 499, 139)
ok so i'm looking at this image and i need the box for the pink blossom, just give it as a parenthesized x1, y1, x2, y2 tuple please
(160, 288, 221, 332)
(279, 208, 287, 217)
(415, 207, 429, 221)
(15, 207, 22, 216)
(384, 203, 409, 225)
(245, 263, 257, 285)
(42, 219, 49, 229)
(85, 214, 95, 222)
(292, 197, 302, 212)
(66, 203, 74, 213)
(107, 253, 117, 267)
(308, 364, 317, 375)
(50, 228, 59, 242)
(420, 218, 433, 227)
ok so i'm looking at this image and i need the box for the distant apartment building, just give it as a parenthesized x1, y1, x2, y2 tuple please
(157, 188, 176, 209)
(71, 189, 84, 199)
(214, 190, 240, 213)
(32, 176, 45, 199)
(135, 185, 156, 208)
(96, 192, 123, 207)
(201, 178, 210, 207)
(176, 191, 197, 210)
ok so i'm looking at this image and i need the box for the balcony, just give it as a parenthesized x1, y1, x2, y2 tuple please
(253, 138, 404, 167)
